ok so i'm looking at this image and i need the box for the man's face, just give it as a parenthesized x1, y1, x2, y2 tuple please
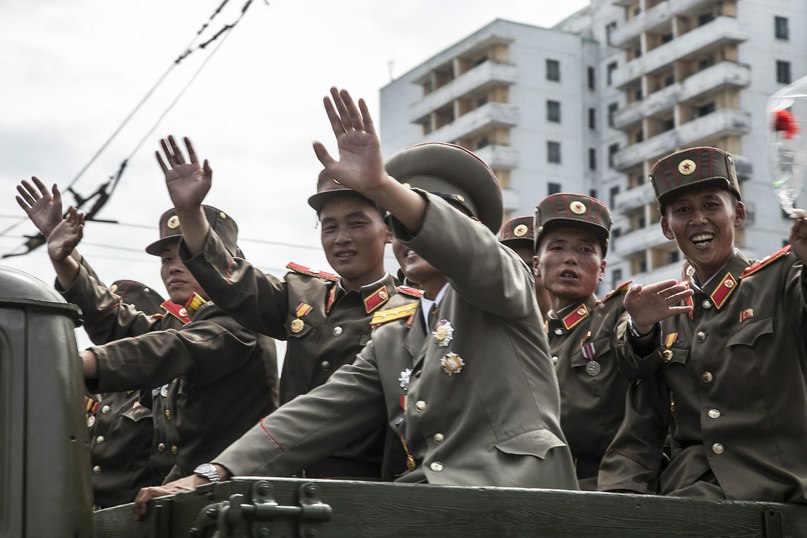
(537, 227, 606, 308)
(319, 195, 390, 289)
(392, 238, 439, 286)
(661, 187, 744, 282)
(160, 242, 205, 304)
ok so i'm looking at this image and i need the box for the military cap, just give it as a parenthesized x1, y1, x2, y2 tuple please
(384, 142, 503, 233)
(498, 216, 534, 250)
(145, 205, 239, 257)
(108, 279, 165, 314)
(308, 169, 373, 213)
(650, 146, 741, 211)
(534, 193, 612, 256)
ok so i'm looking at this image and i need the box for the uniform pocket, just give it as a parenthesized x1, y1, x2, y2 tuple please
(495, 429, 566, 460)
(727, 317, 773, 348)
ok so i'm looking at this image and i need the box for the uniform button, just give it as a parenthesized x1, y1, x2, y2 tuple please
(554, 328, 563, 336)
(696, 331, 706, 343)
(87, 416, 96, 428)
(702, 300, 712, 310)
(96, 436, 105, 444)
(433, 433, 445, 444)
(164, 409, 172, 419)
(170, 445, 179, 455)
(158, 443, 166, 453)
(430, 461, 444, 472)
(712, 443, 724, 455)
(92, 465, 102, 474)
(702, 371, 713, 383)
(661, 349, 674, 363)
(332, 326, 343, 336)
(101, 405, 111, 415)
(708, 409, 721, 419)
(551, 356, 559, 366)
(320, 360, 331, 370)
(415, 400, 427, 412)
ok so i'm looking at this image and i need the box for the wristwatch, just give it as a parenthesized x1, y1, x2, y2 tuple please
(627, 317, 656, 339)
(193, 462, 220, 483)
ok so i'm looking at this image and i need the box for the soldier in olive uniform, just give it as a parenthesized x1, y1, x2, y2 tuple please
(134, 88, 576, 514)
(44, 203, 278, 486)
(599, 146, 807, 502)
(153, 136, 419, 480)
(533, 193, 630, 490)
(498, 216, 551, 318)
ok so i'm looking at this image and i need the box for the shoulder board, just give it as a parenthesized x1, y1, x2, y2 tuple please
(739, 245, 791, 279)
(599, 280, 633, 305)
(370, 302, 419, 327)
(151, 313, 165, 320)
(396, 286, 424, 298)
(286, 261, 338, 281)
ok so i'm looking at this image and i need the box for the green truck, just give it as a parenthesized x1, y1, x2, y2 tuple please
(5, 265, 807, 538)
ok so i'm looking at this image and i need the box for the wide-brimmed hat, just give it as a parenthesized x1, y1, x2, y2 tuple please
(534, 193, 612, 256)
(145, 205, 238, 257)
(650, 146, 741, 211)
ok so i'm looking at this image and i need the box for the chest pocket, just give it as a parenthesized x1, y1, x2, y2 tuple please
(121, 402, 153, 422)
(727, 317, 773, 348)
(570, 337, 612, 368)
(662, 346, 689, 367)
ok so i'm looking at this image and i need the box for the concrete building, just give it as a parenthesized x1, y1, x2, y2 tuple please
(379, 0, 807, 288)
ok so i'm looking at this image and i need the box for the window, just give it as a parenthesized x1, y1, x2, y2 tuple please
(588, 108, 596, 130)
(608, 144, 619, 168)
(609, 186, 620, 208)
(698, 57, 714, 70)
(546, 59, 560, 81)
(605, 22, 617, 45)
(697, 12, 714, 26)
(547, 141, 562, 164)
(612, 227, 622, 239)
(661, 32, 673, 44)
(635, 128, 644, 143)
(588, 148, 597, 171)
(668, 251, 680, 263)
(661, 118, 675, 132)
(696, 102, 716, 117)
(547, 100, 561, 123)
(587, 67, 596, 90)
(611, 268, 623, 290)
(607, 103, 618, 128)
(777, 60, 792, 84)
(664, 74, 675, 87)
(775, 16, 789, 40)
(633, 46, 642, 59)
(606, 62, 618, 86)
(548, 182, 562, 195)
(634, 88, 643, 101)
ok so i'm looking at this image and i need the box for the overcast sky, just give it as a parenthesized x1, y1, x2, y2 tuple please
(0, 0, 589, 321)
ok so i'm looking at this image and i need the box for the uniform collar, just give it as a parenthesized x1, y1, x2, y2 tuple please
(685, 250, 750, 312)
(161, 292, 207, 324)
(327, 273, 396, 314)
(547, 295, 598, 332)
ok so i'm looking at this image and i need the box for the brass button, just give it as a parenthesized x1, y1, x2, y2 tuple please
(433, 433, 445, 444)
(158, 443, 166, 453)
(712, 443, 724, 455)
(708, 409, 721, 419)
(661, 349, 674, 362)
(164, 409, 172, 419)
(92, 465, 102, 474)
(96, 436, 105, 444)
(415, 400, 427, 412)
(702, 300, 712, 310)
(554, 328, 563, 336)
(702, 371, 713, 383)
(170, 445, 179, 455)
(320, 360, 331, 370)
(430, 461, 444, 472)
(696, 331, 706, 343)
(332, 326, 343, 336)
(101, 405, 111, 415)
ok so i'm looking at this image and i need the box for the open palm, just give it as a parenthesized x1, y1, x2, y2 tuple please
(156, 135, 212, 211)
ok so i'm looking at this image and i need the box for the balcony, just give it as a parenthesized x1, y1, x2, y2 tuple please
(410, 61, 518, 124)
(473, 145, 519, 169)
(613, 62, 751, 129)
(613, 17, 748, 89)
(611, 0, 716, 47)
(612, 224, 671, 256)
(613, 109, 750, 170)
(614, 182, 656, 213)
(427, 102, 518, 143)
(502, 188, 520, 211)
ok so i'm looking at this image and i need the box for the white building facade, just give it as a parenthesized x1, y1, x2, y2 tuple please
(379, 0, 807, 288)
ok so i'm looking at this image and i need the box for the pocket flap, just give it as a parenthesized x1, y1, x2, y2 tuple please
(727, 317, 773, 347)
(495, 429, 566, 459)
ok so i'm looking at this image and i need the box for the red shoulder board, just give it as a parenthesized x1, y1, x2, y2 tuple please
(599, 280, 632, 305)
(739, 245, 791, 279)
(161, 300, 191, 324)
(396, 286, 424, 298)
(286, 261, 339, 282)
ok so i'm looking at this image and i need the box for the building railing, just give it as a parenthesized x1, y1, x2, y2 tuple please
(611, 0, 717, 47)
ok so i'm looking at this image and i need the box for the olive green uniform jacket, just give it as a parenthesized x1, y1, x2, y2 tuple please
(548, 290, 630, 489)
(211, 193, 579, 489)
(62, 261, 278, 482)
(181, 231, 417, 479)
(599, 248, 807, 502)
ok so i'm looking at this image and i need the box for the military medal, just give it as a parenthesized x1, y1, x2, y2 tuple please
(580, 331, 599, 376)
(160, 384, 169, 398)
(585, 361, 601, 376)
(290, 302, 313, 333)
(440, 352, 465, 376)
(398, 368, 412, 391)
(432, 319, 454, 347)
(661, 332, 678, 363)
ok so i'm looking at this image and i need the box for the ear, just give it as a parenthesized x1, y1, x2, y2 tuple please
(532, 254, 541, 278)
(734, 201, 746, 228)
(660, 216, 674, 240)
(598, 258, 607, 282)
(384, 226, 393, 244)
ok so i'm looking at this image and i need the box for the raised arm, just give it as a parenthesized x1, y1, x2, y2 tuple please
(46, 207, 85, 290)
(156, 135, 211, 255)
(312, 87, 426, 234)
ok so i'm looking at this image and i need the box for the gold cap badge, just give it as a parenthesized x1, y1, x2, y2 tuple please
(569, 201, 587, 215)
(167, 215, 181, 229)
(513, 224, 528, 237)
(678, 159, 696, 176)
